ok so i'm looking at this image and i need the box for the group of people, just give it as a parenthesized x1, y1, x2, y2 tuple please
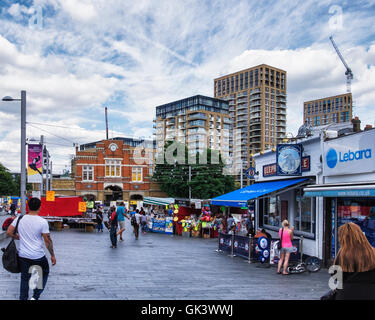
(103, 203, 149, 248)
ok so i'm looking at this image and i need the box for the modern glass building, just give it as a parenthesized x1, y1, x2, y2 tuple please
(303, 93, 352, 127)
(214, 64, 287, 184)
(153, 95, 231, 159)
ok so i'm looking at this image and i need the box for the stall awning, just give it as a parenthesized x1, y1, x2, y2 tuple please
(211, 178, 307, 207)
(143, 197, 175, 206)
(304, 184, 375, 197)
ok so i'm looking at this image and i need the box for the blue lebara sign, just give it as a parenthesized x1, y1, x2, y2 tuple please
(323, 129, 375, 176)
(276, 144, 302, 176)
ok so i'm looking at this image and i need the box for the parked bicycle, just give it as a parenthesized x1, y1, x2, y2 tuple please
(287, 256, 322, 274)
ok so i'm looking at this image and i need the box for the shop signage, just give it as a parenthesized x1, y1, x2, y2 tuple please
(263, 156, 310, 177)
(175, 199, 190, 207)
(245, 167, 256, 179)
(276, 144, 302, 176)
(323, 130, 375, 176)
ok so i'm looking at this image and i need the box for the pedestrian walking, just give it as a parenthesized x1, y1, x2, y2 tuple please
(116, 202, 129, 241)
(6, 197, 56, 300)
(226, 214, 235, 233)
(132, 209, 142, 239)
(96, 207, 104, 232)
(109, 208, 118, 248)
(10, 203, 16, 216)
(277, 220, 294, 275)
(321, 222, 375, 300)
(140, 212, 147, 234)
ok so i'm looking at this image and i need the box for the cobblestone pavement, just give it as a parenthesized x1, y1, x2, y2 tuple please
(0, 219, 330, 300)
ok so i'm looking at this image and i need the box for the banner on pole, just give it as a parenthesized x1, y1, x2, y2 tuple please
(27, 144, 43, 183)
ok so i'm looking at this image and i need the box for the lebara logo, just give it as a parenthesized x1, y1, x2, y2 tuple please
(326, 147, 372, 169)
(326, 149, 338, 168)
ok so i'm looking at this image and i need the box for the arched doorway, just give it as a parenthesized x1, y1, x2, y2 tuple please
(104, 185, 123, 206)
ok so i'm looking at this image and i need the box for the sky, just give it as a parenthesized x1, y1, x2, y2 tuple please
(0, 0, 374, 173)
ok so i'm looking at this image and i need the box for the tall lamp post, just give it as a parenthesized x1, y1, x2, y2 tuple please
(2, 91, 27, 215)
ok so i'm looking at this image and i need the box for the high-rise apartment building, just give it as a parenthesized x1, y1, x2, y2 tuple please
(153, 95, 231, 159)
(214, 64, 287, 181)
(303, 93, 352, 127)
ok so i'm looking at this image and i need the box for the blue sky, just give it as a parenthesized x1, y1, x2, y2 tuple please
(0, 0, 374, 172)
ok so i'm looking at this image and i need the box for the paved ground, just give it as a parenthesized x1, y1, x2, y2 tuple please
(0, 218, 330, 300)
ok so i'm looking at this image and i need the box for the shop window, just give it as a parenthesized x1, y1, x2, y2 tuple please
(262, 195, 281, 228)
(294, 189, 315, 237)
(82, 165, 94, 181)
(132, 167, 143, 182)
(337, 198, 375, 248)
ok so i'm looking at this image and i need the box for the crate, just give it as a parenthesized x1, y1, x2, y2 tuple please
(182, 231, 191, 238)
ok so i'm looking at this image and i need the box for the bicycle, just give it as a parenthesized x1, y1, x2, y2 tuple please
(287, 256, 322, 274)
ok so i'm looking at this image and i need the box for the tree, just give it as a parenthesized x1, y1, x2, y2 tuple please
(0, 163, 18, 196)
(153, 141, 235, 199)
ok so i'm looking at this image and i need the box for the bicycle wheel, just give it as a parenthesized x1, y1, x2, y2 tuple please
(305, 256, 321, 272)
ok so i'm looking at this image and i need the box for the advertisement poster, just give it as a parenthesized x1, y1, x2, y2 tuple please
(233, 235, 250, 259)
(218, 233, 232, 253)
(165, 217, 173, 234)
(151, 218, 166, 233)
(27, 144, 43, 183)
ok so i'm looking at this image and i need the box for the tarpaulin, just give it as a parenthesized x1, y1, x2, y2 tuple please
(39, 196, 84, 217)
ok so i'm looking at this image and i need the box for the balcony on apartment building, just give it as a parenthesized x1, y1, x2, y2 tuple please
(188, 113, 208, 121)
(237, 91, 248, 98)
(250, 88, 261, 95)
(250, 94, 261, 101)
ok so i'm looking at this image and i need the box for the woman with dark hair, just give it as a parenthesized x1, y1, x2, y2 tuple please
(324, 222, 375, 300)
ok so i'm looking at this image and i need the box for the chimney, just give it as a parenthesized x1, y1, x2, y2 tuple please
(352, 117, 361, 133)
(364, 124, 373, 131)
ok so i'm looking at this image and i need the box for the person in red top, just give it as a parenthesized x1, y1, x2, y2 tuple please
(2, 216, 16, 231)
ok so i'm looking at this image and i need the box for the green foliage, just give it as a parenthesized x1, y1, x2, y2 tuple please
(153, 141, 236, 199)
(0, 163, 18, 196)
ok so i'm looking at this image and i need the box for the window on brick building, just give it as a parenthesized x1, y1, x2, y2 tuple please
(82, 165, 94, 181)
(105, 160, 121, 177)
(132, 167, 143, 182)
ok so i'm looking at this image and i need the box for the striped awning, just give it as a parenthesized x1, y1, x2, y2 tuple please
(143, 197, 175, 206)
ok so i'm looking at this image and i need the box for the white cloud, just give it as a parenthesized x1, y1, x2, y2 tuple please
(0, 0, 374, 174)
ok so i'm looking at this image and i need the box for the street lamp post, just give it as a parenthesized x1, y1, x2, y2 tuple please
(2, 91, 27, 215)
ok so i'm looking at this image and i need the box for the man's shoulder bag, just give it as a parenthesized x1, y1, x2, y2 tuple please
(1, 215, 23, 273)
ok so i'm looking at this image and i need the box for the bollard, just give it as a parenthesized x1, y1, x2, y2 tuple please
(247, 236, 252, 264)
(228, 234, 235, 258)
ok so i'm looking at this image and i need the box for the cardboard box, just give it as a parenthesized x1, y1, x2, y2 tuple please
(203, 233, 210, 239)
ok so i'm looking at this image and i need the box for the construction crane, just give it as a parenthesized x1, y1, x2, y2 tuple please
(329, 35, 354, 93)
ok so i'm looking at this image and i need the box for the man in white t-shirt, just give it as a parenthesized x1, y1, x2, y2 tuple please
(7, 197, 56, 300)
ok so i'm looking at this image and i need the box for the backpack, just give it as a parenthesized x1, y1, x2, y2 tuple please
(1, 215, 23, 273)
(131, 215, 137, 226)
